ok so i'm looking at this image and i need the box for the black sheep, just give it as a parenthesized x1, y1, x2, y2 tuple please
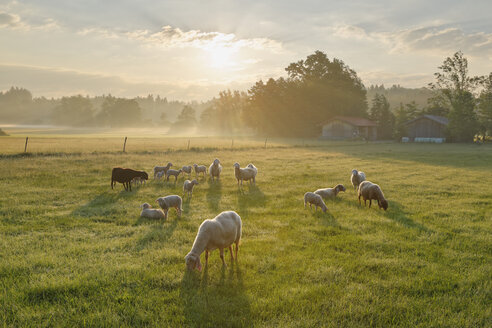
(111, 167, 148, 191)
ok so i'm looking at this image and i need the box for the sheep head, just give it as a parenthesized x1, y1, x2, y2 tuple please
(213, 159, 220, 166)
(191, 179, 199, 185)
(336, 184, 346, 192)
(141, 203, 151, 209)
(352, 169, 358, 175)
(379, 199, 388, 211)
(156, 198, 168, 210)
(141, 171, 149, 180)
(233, 162, 240, 169)
(185, 253, 202, 271)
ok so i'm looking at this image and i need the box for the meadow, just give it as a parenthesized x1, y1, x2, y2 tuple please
(0, 135, 491, 327)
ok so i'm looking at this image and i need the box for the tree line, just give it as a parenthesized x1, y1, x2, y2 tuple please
(1, 51, 491, 141)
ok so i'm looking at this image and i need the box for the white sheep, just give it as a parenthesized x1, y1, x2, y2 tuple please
(156, 195, 183, 220)
(182, 165, 192, 177)
(166, 169, 183, 183)
(155, 171, 165, 180)
(314, 184, 346, 199)
(185, 211, 242, 271)
(154, 162, 172, 179)
(193, 164, 207, 178)
(183, 179, 199, 197)
(132, 176, 146, 187)
(304, 192, 328, 212)
(233, 162, 258, 186)
(351, 169, 366, 191)
(140, 203, 165, 219)
(209, 158, 222, 182)
(358, 181, 388, 211)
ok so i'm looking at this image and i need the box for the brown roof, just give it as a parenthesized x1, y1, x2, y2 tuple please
(323, 116, 377, 127)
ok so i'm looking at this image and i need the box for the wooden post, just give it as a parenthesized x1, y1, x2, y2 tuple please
(24, 137, 29, 153)
(187, 139, 190, 150)
(123, 137, 127, 152)
(264, 137, 268, 149)
(231, 138, 234, 149)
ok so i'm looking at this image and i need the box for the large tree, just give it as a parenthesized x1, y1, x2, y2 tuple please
(52, 95, 94, 126)
(369, 94, 395, 140)
(429, 51, 481, 142)
(245, 51, 368, 137)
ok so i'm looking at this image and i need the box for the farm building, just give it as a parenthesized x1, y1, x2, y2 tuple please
(321, 116, 377, 140)
(403, 115, 449, 143)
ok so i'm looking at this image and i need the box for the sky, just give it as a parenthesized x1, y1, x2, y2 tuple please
(1, 0, 492, 100)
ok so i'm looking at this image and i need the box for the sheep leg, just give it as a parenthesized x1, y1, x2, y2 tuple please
(219, 248, 226, 266)
(229, 245, 234, 261)
(358, 194, 361, 205)
(205, 250, 209, 265)
(164, 209, 168, 220)
(364, 199, 367, 207)
(129, 182, 132, 192)
(235, 243, 239, 260)
(369, 199, 372, 208)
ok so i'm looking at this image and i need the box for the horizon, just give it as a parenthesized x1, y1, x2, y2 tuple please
(1, 1, 492, 101)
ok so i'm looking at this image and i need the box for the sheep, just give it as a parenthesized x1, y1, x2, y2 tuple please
(193, 164, 207, 178)
(166, 169, 183, 183)
(155, 171, 165, 180)
(111, 167, 148, 191)
(182, 165, 193, 178)
(351, 169, 366, 191)
(156, 195, 183, 219)
(358, 181, 388, 211)
(233, 162, 258, 186)
(314, 184, 346, 199)
(209, 158, 222, 182)
(303, 192, 328, 212)
(183, 179, 199, 197)
(154, 162, 172, 179)
(132, 176, 146, 187)
(140, 203, 165, 220)
(185, 211, 242, 271)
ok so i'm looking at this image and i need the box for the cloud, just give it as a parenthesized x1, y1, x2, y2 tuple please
(78, 25, 283, 53)
(0, 11, 59, 31)
(332, 23, 492, 57)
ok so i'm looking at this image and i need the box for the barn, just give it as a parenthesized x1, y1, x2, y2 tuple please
(403, 115, 449, 143)
(321, 116, 377, 140)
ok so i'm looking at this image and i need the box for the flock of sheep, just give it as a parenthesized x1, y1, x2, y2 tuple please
(110, 161, 388, 271)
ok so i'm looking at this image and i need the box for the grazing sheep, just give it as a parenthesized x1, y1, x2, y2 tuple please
(132, 176, 146, 187)
(183, 179, 199, 197)
(140, 203, 165, 219)
(351, 169, 366, 191)
(182, 165, 192, 177)
(303, 192, 328, 212)
(233, 162, 258, 186)
(185, 211, 242, 271)
(155, 171, 165, 180)
(111, 167, 148, 191)
(209, 158, 222, 182)
(193, 164, 207, 178)
(156, 195, 183, 219)
(154, 162, 172, 179)
(314, 184, 346, 199)
(358, 181, 388, 211)
(166, 169, 183, 183)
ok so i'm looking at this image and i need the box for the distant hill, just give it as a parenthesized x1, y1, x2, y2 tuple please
(366, 85, 434, 111)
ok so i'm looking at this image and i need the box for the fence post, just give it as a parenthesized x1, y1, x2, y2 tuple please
(123, 136, 127, 152)
(187, 139, 190, 150)
(264, 137, 268, 149)
(231, 138, 234, 149)
(24, 137, 29, 153)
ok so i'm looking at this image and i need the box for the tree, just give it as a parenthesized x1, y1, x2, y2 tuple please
(245, 51, 368, 137)
(175, 105, 197, 126)
(429, 51, 480, 142)
(477, 73, 492, 139)
(52, 95, 94, 126)
(370, 94, 394, 139)
(97, 96, 142, 127)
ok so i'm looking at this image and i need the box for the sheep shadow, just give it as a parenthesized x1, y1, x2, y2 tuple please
(72, 191, 131, 218)
(384, 201, 430, 232)
(237, 184, 267, 216)
(179, 262, 252, 327)
(206, 180, 222, 211)
(134, 219, 178, 251)
(311, 209, 339, 227)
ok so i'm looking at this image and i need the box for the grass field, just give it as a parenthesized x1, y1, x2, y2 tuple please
(0, 137, 491, 327)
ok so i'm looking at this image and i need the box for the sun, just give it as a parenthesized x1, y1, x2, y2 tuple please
(205, 45, 238, 69)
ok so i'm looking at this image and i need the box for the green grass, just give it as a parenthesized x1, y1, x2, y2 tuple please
(0, 139, 491, 327)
